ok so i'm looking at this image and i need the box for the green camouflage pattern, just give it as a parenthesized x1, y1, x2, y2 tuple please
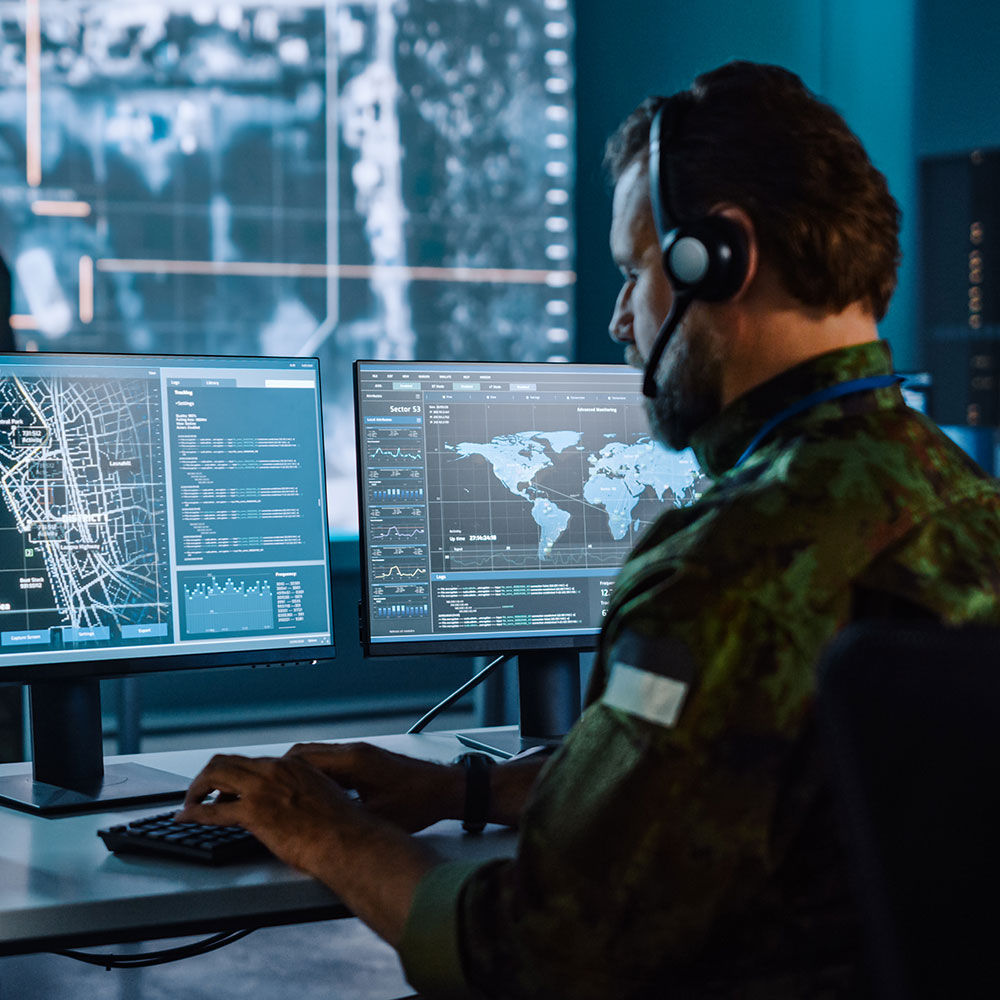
(410, 341, 1000, 999)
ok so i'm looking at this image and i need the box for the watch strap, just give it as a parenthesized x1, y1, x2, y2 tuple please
(456, 752, 494, 834)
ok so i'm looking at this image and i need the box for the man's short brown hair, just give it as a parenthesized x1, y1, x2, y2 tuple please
(604, 61, 901, 321)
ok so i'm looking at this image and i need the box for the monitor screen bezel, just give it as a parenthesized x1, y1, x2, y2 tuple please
(357, 627, 599, 660)
(0, 349, 337, 684)
(352, 358, 669, 658)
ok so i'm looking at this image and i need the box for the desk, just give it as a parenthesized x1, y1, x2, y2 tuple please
(0, 729, 518, 957)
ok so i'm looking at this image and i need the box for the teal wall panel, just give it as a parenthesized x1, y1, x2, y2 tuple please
(913, 0, 1000, 374)
(574, 0, 824, 365)
(916, 0, 1000, 156)
(822, 0, 917, 366)
(574, 0, 920, 367)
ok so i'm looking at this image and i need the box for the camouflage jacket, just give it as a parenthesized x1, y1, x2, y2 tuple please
(399, 341, 1000, 999)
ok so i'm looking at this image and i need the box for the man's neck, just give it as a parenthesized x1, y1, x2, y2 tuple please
(719, 278, 881, 408)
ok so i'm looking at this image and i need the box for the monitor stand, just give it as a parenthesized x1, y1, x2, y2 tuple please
(0, 677, 189, 817)
(456, 649, 581, 759)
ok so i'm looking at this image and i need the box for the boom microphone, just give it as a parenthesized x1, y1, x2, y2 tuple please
(641, 292, 693, 398)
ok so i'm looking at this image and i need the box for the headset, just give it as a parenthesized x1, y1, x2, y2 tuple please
(642, 100, 750, 398)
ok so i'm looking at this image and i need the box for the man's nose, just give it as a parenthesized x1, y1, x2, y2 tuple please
(608, 287, 632, 343)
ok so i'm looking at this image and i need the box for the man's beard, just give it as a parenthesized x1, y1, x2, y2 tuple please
(641, 307, 723, 451)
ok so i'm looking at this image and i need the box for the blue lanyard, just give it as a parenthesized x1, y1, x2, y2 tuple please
(733, 374, 902, 469)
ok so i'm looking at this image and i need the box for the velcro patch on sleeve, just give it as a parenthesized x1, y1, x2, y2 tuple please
(603, 662, 688, 727)
(600, 629, 696, 729)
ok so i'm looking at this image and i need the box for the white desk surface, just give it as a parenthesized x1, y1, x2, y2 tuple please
(0, 729, 518, 956)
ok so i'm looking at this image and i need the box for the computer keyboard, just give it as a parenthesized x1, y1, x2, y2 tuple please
(99, 811, 273, 865)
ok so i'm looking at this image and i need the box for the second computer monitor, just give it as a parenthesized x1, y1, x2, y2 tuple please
(354, 360, 708, 658)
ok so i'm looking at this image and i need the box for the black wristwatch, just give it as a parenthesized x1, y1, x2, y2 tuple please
(454, 752, 495, 834)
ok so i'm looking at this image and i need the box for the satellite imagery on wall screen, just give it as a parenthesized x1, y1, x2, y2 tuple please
(0, 0, 576, 535)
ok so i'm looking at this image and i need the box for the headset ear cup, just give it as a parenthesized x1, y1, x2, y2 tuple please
(661, 216, 749, 302)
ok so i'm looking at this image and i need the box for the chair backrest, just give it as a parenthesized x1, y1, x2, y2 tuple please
(817, 621, 1000, 1000)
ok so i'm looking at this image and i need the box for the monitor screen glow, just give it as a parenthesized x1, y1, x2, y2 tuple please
(354, 360, 707, 657)
(0, 352, 335, 682)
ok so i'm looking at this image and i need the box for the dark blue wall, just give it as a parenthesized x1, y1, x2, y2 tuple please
(916, 0, 1000, 157)
(574, 0, 920, 368)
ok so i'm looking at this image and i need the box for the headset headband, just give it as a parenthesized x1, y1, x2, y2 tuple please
(642, 98, 749, 399)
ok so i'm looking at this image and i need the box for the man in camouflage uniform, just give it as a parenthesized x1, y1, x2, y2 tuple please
(181, 62, 1000, 998)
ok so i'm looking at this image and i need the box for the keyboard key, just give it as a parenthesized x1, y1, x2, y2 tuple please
(98, 811, 273, 865)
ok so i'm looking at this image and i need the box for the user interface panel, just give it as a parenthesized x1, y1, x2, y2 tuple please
(355, 361, 707, 651)
(0, 353, 333, 673)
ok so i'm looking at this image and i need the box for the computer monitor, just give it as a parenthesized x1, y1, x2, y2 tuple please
(354, 360, 706, 754)
(0, 352, 335, 814)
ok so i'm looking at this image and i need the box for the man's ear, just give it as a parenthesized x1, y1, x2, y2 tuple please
(714, 205, 758, 302)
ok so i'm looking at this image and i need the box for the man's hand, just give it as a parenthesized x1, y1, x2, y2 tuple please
(177, 751, 440, 947)
(178, 753, 365, 873)
(283, 741, 464, 832)
(284, 741, 548, 830)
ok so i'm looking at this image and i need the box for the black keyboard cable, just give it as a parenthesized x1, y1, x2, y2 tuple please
(56, 928, 257, 970)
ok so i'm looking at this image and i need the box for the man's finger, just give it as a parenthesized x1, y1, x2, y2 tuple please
(176, 797, 244, 826)
(285, 741, 351, 763)
(286, 741, 340, 755)
(181, 775, 240, 810)
(181, 754, 273, 809)
(285, 741, 365, 776)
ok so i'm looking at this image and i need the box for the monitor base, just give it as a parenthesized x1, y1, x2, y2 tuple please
(0, 762, 189, 817)
(455, 729, 561, 760)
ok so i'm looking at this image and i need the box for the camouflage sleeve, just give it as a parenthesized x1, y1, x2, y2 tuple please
(399, 859, 495, 999)
(399, 560, 833, 999)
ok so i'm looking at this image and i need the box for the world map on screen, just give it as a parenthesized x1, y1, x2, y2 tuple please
(449, 430, 705, 562)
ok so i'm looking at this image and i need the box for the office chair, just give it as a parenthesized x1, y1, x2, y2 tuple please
(817, 621, 1000, 1000)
